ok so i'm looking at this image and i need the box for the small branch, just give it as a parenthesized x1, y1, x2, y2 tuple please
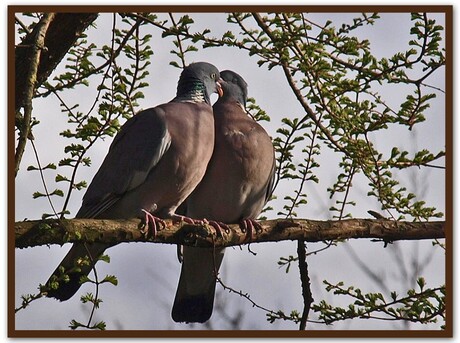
(15, 15, 31, 35)
(37, 15, 142, 98)
(15, 218, 445, 249)
(251, 13, 346, 154)
(168, 13, 187, 68)
(30, 139, 59, 218)
(297, 240, 313, 330)
(317, 280, 445, 325)
(84, 244, 100, 329)
(216, 275, 278, 319)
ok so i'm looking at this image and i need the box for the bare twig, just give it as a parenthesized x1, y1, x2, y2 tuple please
(216, 272, 322, 325)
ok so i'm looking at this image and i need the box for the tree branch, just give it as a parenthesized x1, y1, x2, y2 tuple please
(15, 13, 99, 111)
(14, 13, 55, 177)
(15, 218, 445, 249)
(297, 240, 313, 330)
(15, 13, 99, 176)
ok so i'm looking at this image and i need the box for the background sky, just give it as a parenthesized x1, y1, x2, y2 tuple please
(6, 0, 454, 338)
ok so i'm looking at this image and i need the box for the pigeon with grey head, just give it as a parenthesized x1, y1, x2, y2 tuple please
(45, 62, 223, 301)
(172, 70, 275, 323)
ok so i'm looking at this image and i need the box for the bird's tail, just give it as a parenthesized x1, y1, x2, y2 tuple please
(44, 242, 109, 301)
(172, 246, 225, 323)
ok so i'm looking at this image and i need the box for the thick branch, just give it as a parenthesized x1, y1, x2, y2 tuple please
(15, 13, 99, 111)
(14, 13, 55, 177)
(297, 240, 313, 330)
(15, 13, 98, 176)
(15, 218, 445, 249)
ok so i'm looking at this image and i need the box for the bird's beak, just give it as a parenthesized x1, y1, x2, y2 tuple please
(216, 79, 224, 97)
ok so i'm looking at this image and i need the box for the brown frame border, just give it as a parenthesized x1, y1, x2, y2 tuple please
(8, 5, 453, 338)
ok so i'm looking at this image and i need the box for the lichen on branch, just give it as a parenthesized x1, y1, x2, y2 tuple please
(14, 217, 445, 249)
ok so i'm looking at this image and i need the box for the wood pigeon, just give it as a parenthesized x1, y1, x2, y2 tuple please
(45, 62, 223, 301)
(172, 70, 276, 323)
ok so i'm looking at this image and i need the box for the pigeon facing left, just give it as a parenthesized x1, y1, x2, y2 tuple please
(45, 62, 223, 301)
(172, 70, 276, 323)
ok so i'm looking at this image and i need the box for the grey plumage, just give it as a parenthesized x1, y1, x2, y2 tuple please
(45, 62, 223, 301)
(172, 70, 276, 323)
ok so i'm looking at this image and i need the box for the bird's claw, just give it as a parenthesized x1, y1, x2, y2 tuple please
(172, 215, 229, 238)
(140, 209, 166, 239)
(203, 219, 231, 238)
(240, 218, 262, 242)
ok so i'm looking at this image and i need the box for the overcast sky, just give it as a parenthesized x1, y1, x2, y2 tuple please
(6, 0, 455, 338)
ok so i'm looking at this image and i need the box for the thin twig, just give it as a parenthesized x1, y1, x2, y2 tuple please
(337, 166, 356, 220)
(30, 139, 60, 218)
(15, 15, 31, 35)
(251, 13, 345, 154)
(36, 15, 143, 98)
(84, 243, 100, 328)
(168, 13, 187, 68)
(59, 15, 143, 217)
(216, 273, 321, 325)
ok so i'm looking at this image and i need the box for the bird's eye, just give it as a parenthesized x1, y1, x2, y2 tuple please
(210, 72, 216, 79)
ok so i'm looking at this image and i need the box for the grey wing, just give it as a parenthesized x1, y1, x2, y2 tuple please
(264, 155, 277, 205)
(77, 108, 172, 218)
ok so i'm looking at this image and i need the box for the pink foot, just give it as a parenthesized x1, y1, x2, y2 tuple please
(171, 214, 231, 238)
(240, 218, 263, 242)
(202, 219, 231, 238)
(140, 209, 166, 239)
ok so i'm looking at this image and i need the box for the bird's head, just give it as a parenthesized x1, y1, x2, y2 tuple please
(219, 70, 248, 108)
(177, 62, 223, 104)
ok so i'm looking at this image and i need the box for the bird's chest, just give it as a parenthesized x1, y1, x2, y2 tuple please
(221, 126, 256, 160)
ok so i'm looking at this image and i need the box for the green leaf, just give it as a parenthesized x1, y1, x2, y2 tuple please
(98, 254, 111, 263)
(50, 189, 64, 197)
(93, 321, 106, 330)
(55, 174, 69, 183)
(101, 275, 118, 286)
(32, 191, 45, 199)
(69, 319, 84, 330)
